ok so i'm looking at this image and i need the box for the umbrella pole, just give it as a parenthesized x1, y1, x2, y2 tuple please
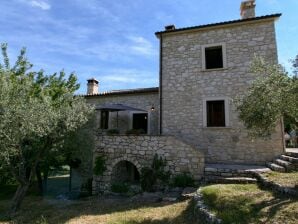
(117, 111, 119, 128)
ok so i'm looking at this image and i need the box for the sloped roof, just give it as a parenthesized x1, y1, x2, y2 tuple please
(83, 87, 159, 97)
(155, 14, 281, 36)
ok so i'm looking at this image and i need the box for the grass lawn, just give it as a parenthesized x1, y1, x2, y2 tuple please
(262, 171, 298, 188)
(0, 196, 195, 224)
(200, 184, 298, 224)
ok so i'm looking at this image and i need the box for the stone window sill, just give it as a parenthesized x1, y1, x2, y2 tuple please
(202, 126, 232, 130)
(201, 67, 227, 72)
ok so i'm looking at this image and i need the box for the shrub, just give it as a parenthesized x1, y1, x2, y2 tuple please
(125, 129, 145, 135)
(107, 129, 120, 135)
(171, 173, 195, 188)
(140, 154, 171, 192)
(93, 156, 106, 175)
(111, 182, 129, 194)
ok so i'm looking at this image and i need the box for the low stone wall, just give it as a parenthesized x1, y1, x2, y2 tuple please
(93, 135, 205, 193)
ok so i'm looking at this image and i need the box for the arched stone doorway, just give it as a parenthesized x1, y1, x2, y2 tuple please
(111, 160, 140, 184)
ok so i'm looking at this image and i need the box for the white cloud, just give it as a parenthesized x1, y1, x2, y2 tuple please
(128, 36, 157, 56)
(24, 0, 51, 10)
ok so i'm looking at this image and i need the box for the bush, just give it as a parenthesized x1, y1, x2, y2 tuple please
(140, 154, 171, 192)
(93, 156, 106, 175)
(107, 129, 120, 135)
(171, 173, 195, 188)
(125, 129, 145, 135)
(111, 182, 129, 194)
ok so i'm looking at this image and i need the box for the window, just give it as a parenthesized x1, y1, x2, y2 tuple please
(207, 100, 225, 127)
(100, 111, 109, 129)
(202, 43, 226, 70)
(203, 97, 230, 127)
(205, 46, 223, 69)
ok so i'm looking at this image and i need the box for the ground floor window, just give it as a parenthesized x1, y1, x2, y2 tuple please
(207, 100, 225, 127)
(203, 97, 230, 127)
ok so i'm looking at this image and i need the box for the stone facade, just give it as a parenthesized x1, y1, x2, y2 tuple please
(93, 135, 204, 192)
(86, 91, 159, 135)
(159, 19, 284, 164)
(84, 6, 284, 194)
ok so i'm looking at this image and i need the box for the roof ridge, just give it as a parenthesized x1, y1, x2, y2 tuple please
(80, 86, 159, 97)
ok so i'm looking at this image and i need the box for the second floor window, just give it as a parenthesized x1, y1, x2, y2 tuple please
(205, 46, 223, 69)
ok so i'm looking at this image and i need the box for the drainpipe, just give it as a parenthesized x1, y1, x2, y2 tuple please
(159, 34, 163, 135)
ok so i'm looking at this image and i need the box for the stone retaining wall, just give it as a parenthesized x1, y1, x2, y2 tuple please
(93, 135, 205, 193)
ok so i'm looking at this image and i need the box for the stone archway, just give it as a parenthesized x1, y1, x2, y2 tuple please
(106, 156, 143, 186)
(111, 160, 140, 184)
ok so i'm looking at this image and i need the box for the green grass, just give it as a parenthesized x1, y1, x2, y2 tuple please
(200, 184, 298, 224)
(262, 171, 298, 188)
(0, 197, 196, 224)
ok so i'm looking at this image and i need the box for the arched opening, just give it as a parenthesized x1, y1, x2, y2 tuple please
(111, 160, 140, 184)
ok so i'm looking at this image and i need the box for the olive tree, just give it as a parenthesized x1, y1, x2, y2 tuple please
(0, 44, 94, 214)
(236, 57, 298, 138)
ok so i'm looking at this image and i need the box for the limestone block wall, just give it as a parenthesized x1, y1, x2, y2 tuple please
(86, 92, 159, 135)
(161, 19, 284, 164)
(93, 135, 205, 193)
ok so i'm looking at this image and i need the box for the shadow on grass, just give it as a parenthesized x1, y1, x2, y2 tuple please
(0, 176, 199, 224)
(201, 184, 298, 224)
(0, 197, 198, 224)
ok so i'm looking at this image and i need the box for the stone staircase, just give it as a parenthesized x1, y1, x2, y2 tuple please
(266, 148, 298, 172)
(204, 164, 270, 184)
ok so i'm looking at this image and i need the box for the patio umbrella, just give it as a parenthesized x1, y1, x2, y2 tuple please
(95, 104, 147, 128)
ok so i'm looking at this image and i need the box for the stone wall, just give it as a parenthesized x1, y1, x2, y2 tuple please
(86, 92, 159, 135)
(93, 135, 205, 193)
(160, 19, 284, 164)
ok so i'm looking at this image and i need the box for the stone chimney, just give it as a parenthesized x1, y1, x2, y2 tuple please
(87, 78, 99, 95)
(165, 24, 175, 31)
(240, 0, 256, 19)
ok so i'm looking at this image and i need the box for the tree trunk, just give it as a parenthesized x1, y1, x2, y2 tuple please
(43, 170, 49, 194)
(10, 183, 30, 215)
(36, 164, 43, 195)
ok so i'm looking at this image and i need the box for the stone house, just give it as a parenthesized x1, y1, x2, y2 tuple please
(83, 0, 284, 193)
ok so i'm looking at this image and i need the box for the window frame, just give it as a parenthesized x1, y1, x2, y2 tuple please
(202, 97, 230, 128)
(202, 43, 227, 70)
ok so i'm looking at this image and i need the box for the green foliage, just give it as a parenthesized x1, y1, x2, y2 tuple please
(140, 154, 171, 192)
(236, 57, 298, 138)
(291, 54, 298, 76)
(125, 129, 145, 135)
(93, 156, 106, 176)
(0, 43, 94, 213)
(111, 182, 130, 194)
(106, 129, 120, 135)
(171, 173, 195, 188)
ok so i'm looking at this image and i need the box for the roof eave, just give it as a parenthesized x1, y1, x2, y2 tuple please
(155, 13, 282, 38)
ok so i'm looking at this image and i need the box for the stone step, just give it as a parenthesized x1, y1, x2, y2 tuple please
(204, 176, 257, 184)
(285, 151, 298, 158)
(280, 155, 298, 164)
(274, 158, 292, 168)
(266, 162, 285, 172)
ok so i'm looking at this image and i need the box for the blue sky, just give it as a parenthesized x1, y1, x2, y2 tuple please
(1, 0, 297, 94)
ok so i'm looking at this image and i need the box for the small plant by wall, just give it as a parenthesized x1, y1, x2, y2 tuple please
(93, 155, 106, 176)
(140, 154, 171, 191)
(171, 173, 195, 188)
(125, 129, 145, 135)
(107, 129, 120, 135)
(111, 182, 130, 194)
